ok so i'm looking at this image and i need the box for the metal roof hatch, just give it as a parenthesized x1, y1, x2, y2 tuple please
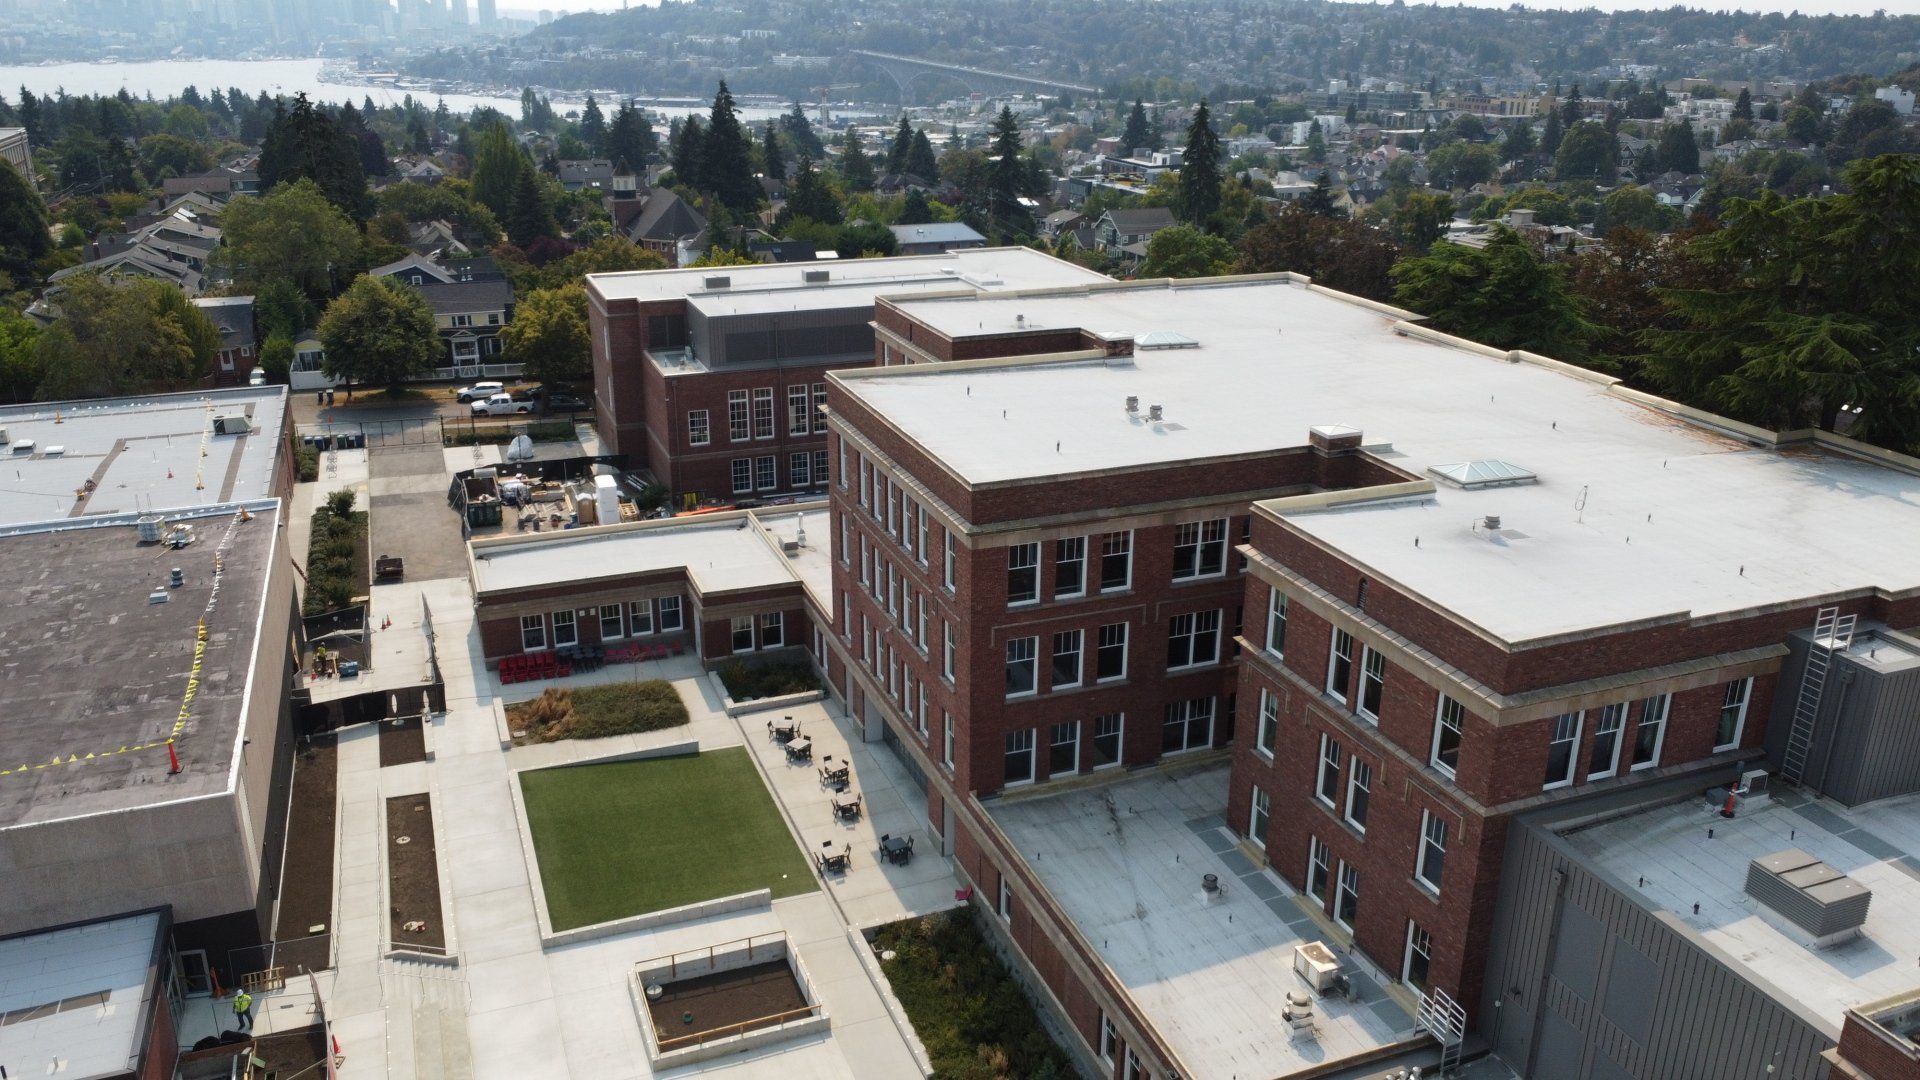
(1426, 459, 1538, 489)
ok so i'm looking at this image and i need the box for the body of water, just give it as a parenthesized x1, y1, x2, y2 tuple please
(0, 57, 801, 122)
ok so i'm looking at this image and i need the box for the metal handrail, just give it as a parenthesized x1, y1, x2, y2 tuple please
(656, 1003, 820, 1050)
(638, 931, 787, 981)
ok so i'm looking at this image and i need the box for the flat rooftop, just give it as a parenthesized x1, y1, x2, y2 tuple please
(0, 388, 288, 530)
(1563, 791, 1920, 1034)
(990, 765, 1413, 1079)
(846, 279, 1920, 642)
(585, 246, 1109, 312)
(0, 910, 163, 1080)
(469, 504, 828, 599)
(0, 504, 280, 827)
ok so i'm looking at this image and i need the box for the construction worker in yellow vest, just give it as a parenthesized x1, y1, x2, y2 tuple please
(233, 988, 254, 1031)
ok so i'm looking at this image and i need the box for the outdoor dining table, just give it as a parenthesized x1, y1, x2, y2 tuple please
(880, 834, 914, 865)
(785, 737, 813, 760)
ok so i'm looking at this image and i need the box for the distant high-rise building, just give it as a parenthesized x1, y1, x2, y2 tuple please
(538, 8, 553, 24)
(477, 0, 495, 24)
(450, 0, 467, 25)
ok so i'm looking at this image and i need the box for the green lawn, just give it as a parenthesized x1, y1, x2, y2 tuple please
(519, 747, 817, 931)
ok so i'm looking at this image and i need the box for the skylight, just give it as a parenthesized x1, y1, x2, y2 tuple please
(1426, 460, 1538, 489)
(1135, 331, 1199, 350)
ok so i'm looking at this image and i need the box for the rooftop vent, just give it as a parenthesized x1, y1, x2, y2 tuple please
(703, 275, 732, 290)
(803, 269, 831, 283)
(1427, 459, 1538, 489)
(1147, 404, 1164, 423)
(1125, 396, 1139, 415)
(212, 415, 251, 436)
(43, 445, 64, 457)
(1745, 848, 1872, 946)
(11, 438, 33, 454)
(1135, 330, 1199, 350)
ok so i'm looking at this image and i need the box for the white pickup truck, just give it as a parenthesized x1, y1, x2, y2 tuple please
(471, 392, 535, 416)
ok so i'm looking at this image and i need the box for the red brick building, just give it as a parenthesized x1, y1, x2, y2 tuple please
(582, 250, 1108, 507)
(805, 275, 1920, 1079)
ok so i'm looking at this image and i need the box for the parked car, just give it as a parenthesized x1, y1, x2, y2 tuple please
(455, 381, 505, 403)
(472, 393, 534, 416)
(545, 390, 590, 412)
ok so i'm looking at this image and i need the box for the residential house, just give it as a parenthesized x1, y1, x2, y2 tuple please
(371, 255, 516, 372)
(889, 222, 987, 256)
(192, 295, 257, 387)
(47, 210, 224, 297)
(1094, 206, 1178, 267)
(0, 127, 31, 180)
(1041, 209, 1084, 241)
(557, 158, 615, 193)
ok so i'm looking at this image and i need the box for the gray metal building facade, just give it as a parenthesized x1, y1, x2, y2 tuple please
(1479, 776, 1836, 1080)
(1765, 626, 1920, 808)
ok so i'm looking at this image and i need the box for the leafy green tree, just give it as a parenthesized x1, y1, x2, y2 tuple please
(0, 307, 42, 403)
(499, 285, 590, 386)
(1299, 171, 1339, 217)
(605, 100, 658, 172)
(1180, 100, 1223, 228)
(837, 128, 874, 193)
(670, 116, 704, 190)
(1782, 105, 1821, 145)
(216, 179, 361, 299)
(1596, 185, 1678, 234)
(784, 156, 842, 226)
(471, 123, 525, 222)
(138, 133, 211, 179)
(987, 107, 1033, 238)
(898, 187, 934, 225)
(253, 276, 314, 339)
(1394, 190, 1454, 250)
(1733, 88, 1754, 123)
(1121, 98, 1155, 153)
(1138, 225, 1236, 277)
(702, 81, 762, 216)
(317, 275, 440, 390)
(781, 103, 825, 160)
(1657, 119, 1699, 174)
(1390, 226, 1595, 360)
(905, 129, 940, 181)
(1427, 141, 1498, 189)
(259, 94, 369, 219)
(1502, 119, 1536, 161)
(1553, 121, 1617, 183)
(1237, 205, 1399, 300)
(1641, 154, 1920, 445)
(0, 159, 51, 283)
(259, 332, 293, 385)
(34, 275, 220, 399)
(1306, 120, 1327, 164)
(1541, 110, 1564, 158)
(506, 163, 557, 247)
(831, 221, 897, 259)
(579, 94, 606, 153)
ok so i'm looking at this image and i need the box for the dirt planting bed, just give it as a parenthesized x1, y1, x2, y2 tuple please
(646, 959, 809, 1050)
(272, 735, 337, 975)
(386, 794, 447, 952)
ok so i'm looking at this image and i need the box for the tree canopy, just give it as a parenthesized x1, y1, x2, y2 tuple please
(215, 178, 362, 299)
(317, 275, 440, 390)
(1390, 226, 1596, 360)
(499, 285, 590, 386)
(34, 275, 220, 400)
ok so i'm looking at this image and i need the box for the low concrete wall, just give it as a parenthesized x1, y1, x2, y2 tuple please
(544, 889, 770, 949)
(630, 934, 831, 1069)
(853, 927, 935, 1076)
(378, 782, 460, 965)
(707, 671, 826, 718)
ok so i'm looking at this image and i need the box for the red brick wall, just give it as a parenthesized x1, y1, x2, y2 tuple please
(642, 360, 841, 503)
(1837, 1014, 1920, 1080)
(139, 986, 178, 1080)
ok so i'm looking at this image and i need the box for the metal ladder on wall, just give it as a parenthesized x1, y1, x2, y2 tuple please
(1781, 605, 1857, 786)
(1417, 986, 1467, 1075)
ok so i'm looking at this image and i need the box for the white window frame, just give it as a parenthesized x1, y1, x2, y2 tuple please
(1356, 646, 1386, 722)
(838, 438, 848, 489)
(916, 506, 929, 566)
(1544, 711, 1583, 790)
(997, 874, 1013, 922)
(1266, 588, 1288, 657)
(1166, 609, 1222, 671)
(730, 458, 753, 495)
(1049, 720, 1080, 776)
(1052, 629, 1083, 690)
(1248, 785, 1271, 848)
(942, 620, 956, 683)
(1335, 861, 1360, 931)
(599, 603, 624, 640)
(727, 389, 750, 441)
(1004, 728, 1037, 786)
(1631, 694, 1670, 772)
(1588, 702, 1626, 780)
(731, 616, 756, 653)
(1054, 536, 1086, 599)
(760, 611, 784, 649)
(1431, 695, 1465, 778)
(1306, 836, 1332, 903)
(1171, 518, 1227, 581)
(1344, 757, 1372, 833)
(1716, 677, 1753, 752)
(751, 387, 774, 439)
(812, 450, 828, 487)
(1004, 636, 1038, 699)
(1316, 733, 1342, 808)
(943, 530, 957, 592)
(1092, 712, 1124, 769)
(810, 383, 828, 434)
(1099, 1013, 1117, 1065)
(658, 595, 683, 632)
(551, 608, 577, 648)
(520, 613, 546, 651)
(1096, 622, 1129, 682)
(628, 599, 653, 635)
(1326, 627, 1355, 703)
(789, 452, 811, 488)
(1006, 542, 1040, 606)
(1403, 922, 1433, 991)
(687, 408, 709, 446)
(754, 455, 777, 491)
(1256, 688, 1279, 759)
(1416, 810, 1447, 894)
(787, 384, 809, 435)
(942, 710, 955, 768)
(1161, 697, 1214, 755)
(838, 515, 850, 567)
(1100, 531, 1133, 592)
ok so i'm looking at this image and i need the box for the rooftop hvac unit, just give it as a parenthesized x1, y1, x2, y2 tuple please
(1746, 848, 1872, 947)
(136, 516, 165, 543)
(703, 275, 732, 290)
(11, 438, 33, 454)
(212, 414, 251, 436)
(1294, 942, 1339, 991)
(803, 269, 831, 283)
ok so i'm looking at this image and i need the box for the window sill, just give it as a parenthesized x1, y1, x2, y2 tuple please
(1412, 877, 1442, 902)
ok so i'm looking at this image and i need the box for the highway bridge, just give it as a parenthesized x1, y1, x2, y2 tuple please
(849, 50, 1101, 101)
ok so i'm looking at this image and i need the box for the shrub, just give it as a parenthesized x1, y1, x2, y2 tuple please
(873, 910, 1073, 1079)
(295, 443, 319, 482)
(303, 503, 366, 616)
(325, 489, 356, 517)
(505, 680, 690, 742)
(717, 657, 820, 702)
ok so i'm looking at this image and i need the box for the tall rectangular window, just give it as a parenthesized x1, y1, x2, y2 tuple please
(1335, 862, 1360, 931)
(1256, 689, 1279, 758)
(942, 711, 954, 768)
(789, 452, 811, 487)
(751, 387, 774, 438)
(1100, 531, 1132, 592)
(551, 608, 577, 647)
(898, 495, 915, 551)
(1004, 729, 1036, 785)
(628, 599, 653, 635)
(754, 455, 776, 491)
(1326, 628, 1355, 702)
(1632, 694, 1670, 771)
(838, 438, 848, 489)
(1544, 711, 1583, 790)
(727, 389, 750, 441)
(687, 409, 710, 446)
(859, 457, 871, 509)
(1345, 758, 1372, 832)
(1092, 713, 1123, 769)
(1717, 677, 1752, 751)
(1054, 536, 1086, 599)
(1161, 697, 1214, 754)
(1307, 837, 1331, 902)
(810, 383, 828, 433)
(1356, 647, 1386, 722)
(1171, 518, 1227, 580)
(943, 531, 957, 591)
(916, 506, 928, 565)
(1588, 702, 1625, 780)
(1096, 623, 1128, 681)
(1316, 733, 1342, 806)
(1417, 811, 1447, 893)
(760, 611, 784, 648)
(942, 620, 955, 682)
(1404, 923, 1433, 993)
(1099, 1013, 1117, 1064)
(1431, 695, 1465, 777)
(1266, 588, 1288, 657)
(731, 616, 755, 653)
(1005, 637, 1038, 698)
(1006, 543, 1039, 605)
(1049, 720, 1079, 775)
(599, 603, 624, 640)
(1166, 610, 1221, 670)
(520, 613, 546, 651)
(838, 515, 850, 567)
(812, 450, 828, 486)
(658, 595, 683, 631)
(787, 385, 809, 435)
(730, 458, 753, 494)
(1052, 630, 1083, 689)
(1249, 786, 1271, 848)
